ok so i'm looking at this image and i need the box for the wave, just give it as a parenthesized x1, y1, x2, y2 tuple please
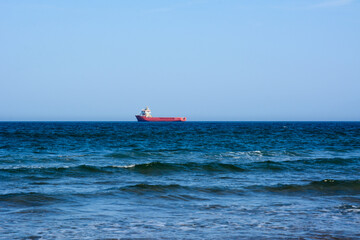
(118, 183, 243, 196)
(0, 165, 111, 176)
(121, 183, 185, 193)
(255, 179, 360, 195)
(2, 180, 357, 205)
(105, 151, 164, 159)
(247, 157, 359, 171)
(0, 183, 242, 204)
(1, 156, 358, 177)
(0, 162, 246, 176)
(296, 157, 359, 166)
(123, 162, 246, 174)
(208, 150, 307, 160)
(207, 150, 360, 163)
(0, 192, 62, 206)
(105, 149, 195, 159)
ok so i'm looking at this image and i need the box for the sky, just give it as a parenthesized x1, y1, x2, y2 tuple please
(0, 0, 359, 121)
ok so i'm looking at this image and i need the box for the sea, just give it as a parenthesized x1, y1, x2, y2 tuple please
(0, 121, 359, 239)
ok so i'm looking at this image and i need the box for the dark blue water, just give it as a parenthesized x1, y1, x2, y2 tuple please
(0, 122, 359, 239)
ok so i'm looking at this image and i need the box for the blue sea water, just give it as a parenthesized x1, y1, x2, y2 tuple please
(0, 121, 359, 239)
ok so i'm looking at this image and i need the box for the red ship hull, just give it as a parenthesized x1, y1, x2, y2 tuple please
(136, 115, 186, 122)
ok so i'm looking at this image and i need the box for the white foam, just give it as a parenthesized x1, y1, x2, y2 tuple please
(111, 164, 136, 168)
(0, 165, 70, 170)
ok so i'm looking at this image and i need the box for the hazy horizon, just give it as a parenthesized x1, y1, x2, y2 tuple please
(1, 0, 359, 121)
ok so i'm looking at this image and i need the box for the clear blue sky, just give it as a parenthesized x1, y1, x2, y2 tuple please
(1, 0, 359, 121)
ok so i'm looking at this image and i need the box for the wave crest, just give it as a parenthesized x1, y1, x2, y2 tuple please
(260, 179, 360, 195)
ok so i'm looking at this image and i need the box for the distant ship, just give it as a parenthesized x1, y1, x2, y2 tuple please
(135, 107, 186, 122)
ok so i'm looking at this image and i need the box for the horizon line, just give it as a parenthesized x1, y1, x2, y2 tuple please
(0, 120, 358, 123)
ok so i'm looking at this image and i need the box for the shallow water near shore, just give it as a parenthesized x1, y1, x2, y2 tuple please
(0, 121, 360, 239)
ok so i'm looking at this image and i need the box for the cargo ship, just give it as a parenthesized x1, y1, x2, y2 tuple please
(135, 107, 186, 122)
